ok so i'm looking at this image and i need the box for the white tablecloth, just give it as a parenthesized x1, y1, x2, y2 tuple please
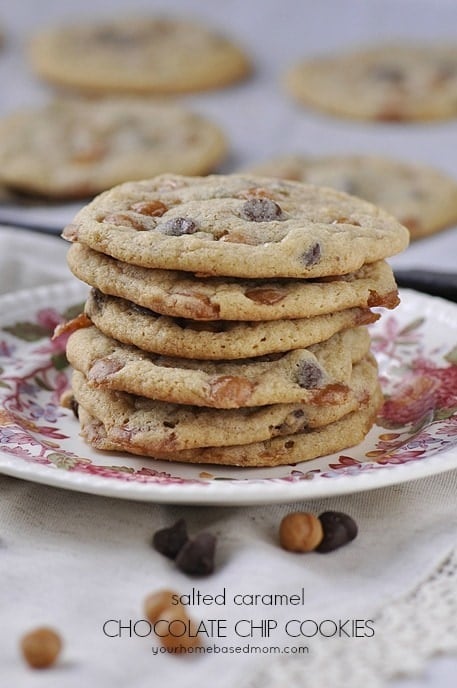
(1, 1, 457, 686)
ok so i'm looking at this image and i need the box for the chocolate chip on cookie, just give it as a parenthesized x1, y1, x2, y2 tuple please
(156, 217, 198, 235)
(240, 198, 282, 222)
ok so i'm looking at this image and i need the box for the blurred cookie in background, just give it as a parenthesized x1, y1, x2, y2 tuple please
(243, 154, 457, 240)
(0, 98, 227, 200)
(284, 43, 457, 122)
(28, 16, 252, 94)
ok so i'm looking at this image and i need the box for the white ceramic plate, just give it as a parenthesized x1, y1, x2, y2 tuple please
(0, 197, 83, 234)
(0, 281, 456, 505)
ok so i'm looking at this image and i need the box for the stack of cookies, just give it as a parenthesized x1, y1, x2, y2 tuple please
(60, 173, 409, 468)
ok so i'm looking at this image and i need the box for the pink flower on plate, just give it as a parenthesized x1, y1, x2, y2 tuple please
(411, 360, 457, 410)
(378, 375, 438, 428)
(328, 455, 362, 470)
(36, 308, 63, 332)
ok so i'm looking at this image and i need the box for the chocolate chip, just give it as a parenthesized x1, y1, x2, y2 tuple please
(156, 217, 198, 236)
(175, 532, 216, 576)
(315, 511, 358, 553)
(296, 360, 324, 389)
(301, 242, 321, 267)
(89, 288, 104, 313)
(152, 519, 189, 559)
(368, 65, 405, 83)
(70, 398, 79, 420)
(240, 198, 282, 222)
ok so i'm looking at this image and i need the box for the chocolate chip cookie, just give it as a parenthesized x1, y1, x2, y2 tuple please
(244, 154, 457, 240)
(284, 42, 457, 122)
(83, 289, 379, 360)
(66, 324, 371, 408)
(75, 367, 383, 466)
(67, 243, 399, 320)
(0, 101, 227, 199)
(71, 354, 379, 452)
(62, 173, 410, 278)
(29, 16, 251, 94)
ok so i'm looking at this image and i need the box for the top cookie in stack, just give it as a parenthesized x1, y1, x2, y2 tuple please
(61, 173, 409, 467)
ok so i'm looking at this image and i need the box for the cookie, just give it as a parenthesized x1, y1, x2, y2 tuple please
(83, 289, 379, 360)
(76, 372, 383, 466)
(66, 324, 371, 408)
(0, 100, 227, 200)
(67, 243, 399, 321)
(284, 42, 457, 122)
(244, 154, 457, 240)
(62, 173, 410, 278)
(71, 355, 379, 452)
(28, 16, 251, 94)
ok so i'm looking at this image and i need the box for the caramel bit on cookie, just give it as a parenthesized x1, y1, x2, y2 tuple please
(102, 212, 150, 230)
(173, 290, 220, 320)
(356, 309, 381, 326)
(399, 216, 421, 234)
(236, 187, 276, 200)
(52, 313, 91, 339)
(240, 198, 282, 222)
(331, 217, 361, 227)
(244, 286, 287, 305)
(62, 223, 79, 241)
(375, 106, 406, 122)
(130, 200, 168, 217)
(296, 360, 324, 389)
(70, 141, 108, 164)
(311, 383, 350, 405)
(300, 242, 321, 267)
(220, 230, 260, 245)
(88, 356, 125, 383)
(368, 289, 400, 309)
(208, 375, 255, 407)
(156, 217, 198, 236)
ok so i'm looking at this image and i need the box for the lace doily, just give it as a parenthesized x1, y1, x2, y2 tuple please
(247, 547, 457, 688)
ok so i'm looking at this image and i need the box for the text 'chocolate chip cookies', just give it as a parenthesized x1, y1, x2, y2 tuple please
(60, 173, 409, 467)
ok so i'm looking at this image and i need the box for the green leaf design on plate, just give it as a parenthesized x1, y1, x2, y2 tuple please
(62, 303, 85, 320)
(3, 321, 50, 341)
(444, 345, 457, 365)
(48, 452, 80, 469)
(398, 317, 425, 336)
(51, 352, 69, 370)
(34, 376, 53, 392)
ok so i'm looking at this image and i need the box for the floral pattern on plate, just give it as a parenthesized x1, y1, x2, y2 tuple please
(0, 281, 456, 503)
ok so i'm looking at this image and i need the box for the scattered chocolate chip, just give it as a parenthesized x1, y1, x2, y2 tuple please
(240, 198, 282, 222)
(175, 532, 216, 576)
(315, 511, 358, 553)
(301, 242, 321, 267)
(152, 519, 189, 559)
(156, 217, 198, 236)
(296, 360, 324, 389)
